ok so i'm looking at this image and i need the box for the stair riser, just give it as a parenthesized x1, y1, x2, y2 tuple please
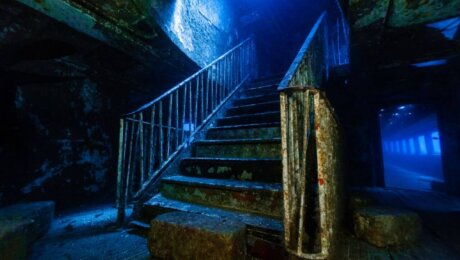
(241, 87, 278, 98)
(180, 161, 282, 183)
(217, 113, 280, 126)
(233, 94, 279, 106)
(206, 127, 281, 140)
(161, 183, 283, 218)
(194, 143, 281, 159)
(226, 102, 280, 117)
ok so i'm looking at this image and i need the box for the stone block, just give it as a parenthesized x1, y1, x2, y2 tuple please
(353, 206, 421, 248)
(149, 212, 246, 260)
(0, 201, 55, 260)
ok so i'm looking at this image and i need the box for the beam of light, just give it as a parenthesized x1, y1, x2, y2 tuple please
(426, 17, 460, 40)
(418, 135, 427, 155)
(412, 59, 447, 68)
(171, 0, 194, 52)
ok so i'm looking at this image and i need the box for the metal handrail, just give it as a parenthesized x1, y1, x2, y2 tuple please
(279, 8, 348, 260)
(116, 37, 257, 222)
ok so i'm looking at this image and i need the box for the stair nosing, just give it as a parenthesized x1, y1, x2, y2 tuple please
(144, 194, 283, 232)
(181, 157, 281, 163)
(162, 175, 282, 192)
(228, 100, 280, 111)
(243, 84, 279, 92)
(219, 111, 280, 120)
(235, 93, 279, 102)
(195, 138, 281, 145)
(208, 122, 281, 131)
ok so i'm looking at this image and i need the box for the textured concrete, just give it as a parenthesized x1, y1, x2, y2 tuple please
(354, 206, 421, 248)
(0, 201, 54, 260)
(161, 176, 283, 218)
(149, 212, 246, 260)
(30, 206, 149, 260)
(194, 138, 282, 159)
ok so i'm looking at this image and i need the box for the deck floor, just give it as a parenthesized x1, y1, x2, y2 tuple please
(345, 187, 460, 259)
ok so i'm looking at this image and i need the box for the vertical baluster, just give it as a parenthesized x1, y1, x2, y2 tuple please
(219, 61, 223, 102)
(150, 105, 156, 175)
(336, 18, 341, 65)
(211, 66, 215, 111)
(188, 81, 192, 138)
(200, 73, 204, 123)
(167, 95, 172, 157)
(126, 115, 135, 197)
(116, 118, 125, 222)
(159, 101, 163, 164)
(182, 86, 186, 143)
(225, 55, 228, 95)
(175, 90, 179, 150)
(139, 112, 145, 187)
(194, 76, 198, 129)
(206, 69, 210, 116)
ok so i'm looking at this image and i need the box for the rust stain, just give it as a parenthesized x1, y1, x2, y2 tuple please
(318, 178, 325, 186)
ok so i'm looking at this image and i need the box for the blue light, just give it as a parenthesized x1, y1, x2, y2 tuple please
(412, 59, 447, 68)
(398, 106, 406, 110)
(418, 135, 427, 155)
(427, 17, 460, 40)
(432, 132, 441, 155)
(402, 139, 407, 154)
(409, 138, 415, 154)
(395, 141, 400, 154)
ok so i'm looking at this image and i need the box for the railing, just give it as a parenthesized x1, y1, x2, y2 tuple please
(279, 10, 347, 259)
(116, 37, 256, 222)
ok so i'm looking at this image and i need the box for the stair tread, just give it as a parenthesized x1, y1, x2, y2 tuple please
(145, 194, 283, 232)
(236, 93, 278, 102)
(162, 175, 282, 192)
(195, 138, 281, 144)
(209, 122, 280, 131)
(182, 157, 281, 163)
(243, 84, 278, 93)
(229, 100, 279, 110)
(221, 111, 279, 120)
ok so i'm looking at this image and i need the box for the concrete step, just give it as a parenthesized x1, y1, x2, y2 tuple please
(160, 176, 283, 219)
(143, 194, 283, 232)
(180, 158, 282, 183)
(241, 84, 279, 98)
(149, 212, 246, 259)
(0, 202, 54, 259)
(247, 76, 283, 87)
(233, 93, 279, 106)
(193, 138, 281, 159)
(217, 111, 280, 126)
(206, 123, 281, 140)
(226, 101, 280, 117)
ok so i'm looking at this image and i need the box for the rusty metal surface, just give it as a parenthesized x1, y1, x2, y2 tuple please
(116, 38, 256, 222)
(280, 88, 343, 259)
(350, 0, 460, 29)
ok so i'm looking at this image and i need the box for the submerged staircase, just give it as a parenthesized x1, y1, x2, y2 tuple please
(142, 76, 286, 258)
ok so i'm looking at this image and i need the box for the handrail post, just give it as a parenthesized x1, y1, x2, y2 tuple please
(116, 118, 126, 224)
(115, 37, 257, 222)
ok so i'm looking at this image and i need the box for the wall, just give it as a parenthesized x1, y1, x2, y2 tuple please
(0, 3, 129, 209)
(151, 0, 238, 67)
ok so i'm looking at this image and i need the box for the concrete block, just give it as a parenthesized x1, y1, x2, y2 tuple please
(0, 201, 54, 260)
(353, 206, 421, 248)
(149, 212, 246, 260)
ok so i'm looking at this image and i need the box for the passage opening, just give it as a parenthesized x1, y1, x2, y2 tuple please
(379, 104, 444, 192)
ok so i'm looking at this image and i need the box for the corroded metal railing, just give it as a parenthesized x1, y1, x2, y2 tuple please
(279, 10, 347, 259)
(116, 37, 256, 222)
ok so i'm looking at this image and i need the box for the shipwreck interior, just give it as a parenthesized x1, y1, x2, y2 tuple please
(0, 0, 459, 259)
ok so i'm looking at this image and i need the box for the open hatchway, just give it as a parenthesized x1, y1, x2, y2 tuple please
(379, 104, 445, 192)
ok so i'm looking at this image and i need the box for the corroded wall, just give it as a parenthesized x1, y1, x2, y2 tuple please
(151, 0, 237, 67)
(0, 1, 185, 209)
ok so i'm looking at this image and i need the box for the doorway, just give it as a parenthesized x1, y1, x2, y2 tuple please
(379, 104, 445, 191)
